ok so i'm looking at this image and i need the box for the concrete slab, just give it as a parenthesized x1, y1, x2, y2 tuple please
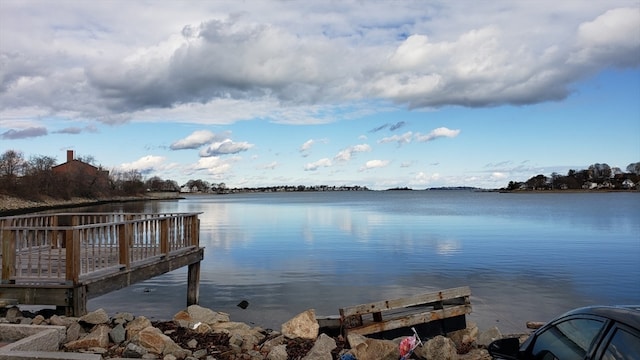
(0, 324, 100, 360)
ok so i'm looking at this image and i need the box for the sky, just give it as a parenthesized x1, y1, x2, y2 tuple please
(1, 1, 639, 190)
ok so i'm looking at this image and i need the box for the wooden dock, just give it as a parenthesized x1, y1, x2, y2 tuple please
(0, 212, 204, 316)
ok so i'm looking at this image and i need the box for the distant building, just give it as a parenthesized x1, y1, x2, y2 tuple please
(52, 150, 109, 187)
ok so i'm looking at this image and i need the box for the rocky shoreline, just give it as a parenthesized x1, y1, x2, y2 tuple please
(1, 304, 532, 360)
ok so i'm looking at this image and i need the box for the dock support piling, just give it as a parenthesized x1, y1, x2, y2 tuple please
(187, 261, 200, 306)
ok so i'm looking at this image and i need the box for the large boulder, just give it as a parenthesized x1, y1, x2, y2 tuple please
(282, 309, 319, 339)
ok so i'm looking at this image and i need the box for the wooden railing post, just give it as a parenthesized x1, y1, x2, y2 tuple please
(65, 228, 80, 284)
(160, 218, 169, 255)
(1, 222, 16, 284)
(118, 221, 131, 269)
(191, 216, 200, 247)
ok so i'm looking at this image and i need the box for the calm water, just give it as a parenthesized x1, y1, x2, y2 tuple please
(60, 191, 639, 333)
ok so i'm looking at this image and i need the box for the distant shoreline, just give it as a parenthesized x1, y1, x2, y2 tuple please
(2, 189, 637, 217)
(0, 192, 183, 217)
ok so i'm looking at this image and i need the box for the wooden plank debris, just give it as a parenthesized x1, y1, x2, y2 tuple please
(339, 286, 472, 337)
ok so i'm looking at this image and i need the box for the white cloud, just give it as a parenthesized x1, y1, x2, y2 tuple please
(260, 161, 278, 170)
(334, 144, 372, 161)
(415, 127, 461, 142)
(2, 1, 637, 126)
(379, 131, 413, 146)
(304, 158, 332, 171)
(299, 138, 328, 156)
(491, 172, 508, 180)
(192, 156, 233, 175)
(412, 171, 441, 185)
(199, 139, 254, 157)
(171, 130, 218, 150)
(571, 7, 640, 67)
(359, 159, 390, 171)
(300, 139, 315, 152)
(119, 155, 166, 172)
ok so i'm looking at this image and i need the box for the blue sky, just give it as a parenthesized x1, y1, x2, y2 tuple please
(1, 1, 639, 190)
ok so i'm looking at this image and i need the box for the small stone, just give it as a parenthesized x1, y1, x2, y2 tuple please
(32, 314, 46, 325)
(123, 342, 149, 358)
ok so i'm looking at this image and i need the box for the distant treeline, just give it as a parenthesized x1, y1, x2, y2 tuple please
(503, 162, 640, 191)
(1, 150, 638, 201)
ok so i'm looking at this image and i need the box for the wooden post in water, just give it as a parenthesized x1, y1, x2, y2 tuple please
(187, 217, 201, 306)
(187, 261, 200, 306)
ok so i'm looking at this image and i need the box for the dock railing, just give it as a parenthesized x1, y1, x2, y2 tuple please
(0, 212, 201, 285)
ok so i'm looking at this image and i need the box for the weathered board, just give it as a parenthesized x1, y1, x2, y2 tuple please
(339, 286, 472, 336)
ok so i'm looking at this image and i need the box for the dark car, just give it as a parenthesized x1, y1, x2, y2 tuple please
(488, 305, 640, 360)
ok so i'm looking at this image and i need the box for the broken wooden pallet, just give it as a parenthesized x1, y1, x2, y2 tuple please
(339, 286, 472, 336)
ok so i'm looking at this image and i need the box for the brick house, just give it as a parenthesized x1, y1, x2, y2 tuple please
(52, 150, 110, 188)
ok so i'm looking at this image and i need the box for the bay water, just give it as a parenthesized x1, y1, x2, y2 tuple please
(73, 190, 639, 334)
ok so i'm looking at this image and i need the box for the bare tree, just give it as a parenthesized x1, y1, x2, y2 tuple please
(0, 149, 26, 192)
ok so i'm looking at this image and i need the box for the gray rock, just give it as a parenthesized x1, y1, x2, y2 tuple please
(110, 322, 126, 344)
(478, 326, 502, 347)
(302, 333, 336, 360)
(50, 314, 77, 327)
(187, 338, 198, 348)
(123, 341, 149, 358)
(116, 311, 135, 322)
(186, 304, 230, 325)
(193, 348, 208, 358)
(267, 344, 288, 360)
(5, 307, 23, 322)
(260, 334, 286, 353)
(64, 324, 110, 350)
(66, 321, 84, 342)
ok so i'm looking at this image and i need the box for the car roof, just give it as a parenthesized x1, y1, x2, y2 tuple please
(561, 305, 640, 330)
